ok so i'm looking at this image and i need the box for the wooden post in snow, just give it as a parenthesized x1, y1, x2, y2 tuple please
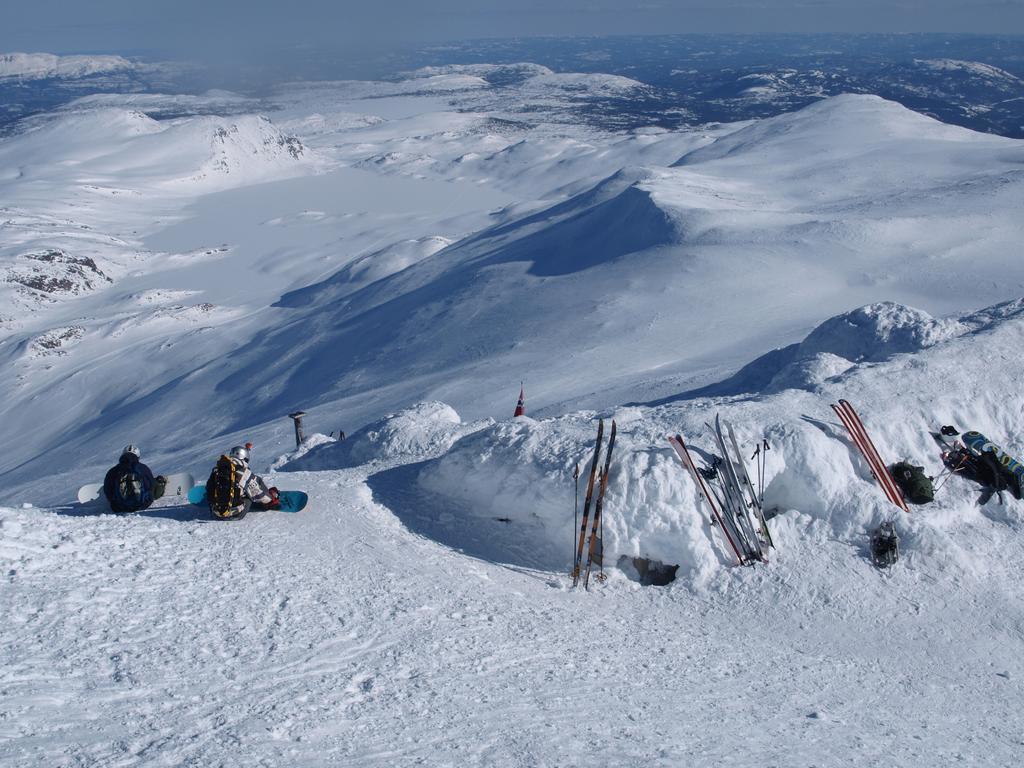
(288, 411, 306, 448)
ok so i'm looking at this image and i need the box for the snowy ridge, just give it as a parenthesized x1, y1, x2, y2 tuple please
(1, 109, 309, 189)
(0, 107, 312, 316)
(0, 52, 134, 80)
(915, 58, 1024, 83)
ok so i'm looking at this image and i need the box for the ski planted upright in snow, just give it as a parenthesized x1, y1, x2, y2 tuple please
(668, 433, 750, 566)
(725, 421, 774, 549)
(710, 414, 766, 562)
(584, 420, 617, 590)
(831, 399, 908, 512)
(573, 419, 604, 586)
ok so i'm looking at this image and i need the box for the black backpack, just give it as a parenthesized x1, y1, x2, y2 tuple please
(890, 461, 934, 505)
(112, 464, 151, 511)
(208, 455, 245, 518)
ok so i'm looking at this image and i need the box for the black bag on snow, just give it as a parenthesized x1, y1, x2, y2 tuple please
(208, 455, 246, 518)
(112, 464, 152, 511)
(890, 461, 934, 505)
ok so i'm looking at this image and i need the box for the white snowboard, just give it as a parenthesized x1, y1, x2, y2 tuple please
(77, 473, 195, 505)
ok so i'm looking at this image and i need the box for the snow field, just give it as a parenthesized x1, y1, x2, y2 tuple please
(4, 445, 1024, 766)
(2, 61, 1024, 766)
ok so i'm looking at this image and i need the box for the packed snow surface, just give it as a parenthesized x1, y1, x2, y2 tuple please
(2, 60, 1024, 766)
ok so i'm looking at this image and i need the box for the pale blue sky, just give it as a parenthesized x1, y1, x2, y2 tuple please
(5, 0, 1024, 55)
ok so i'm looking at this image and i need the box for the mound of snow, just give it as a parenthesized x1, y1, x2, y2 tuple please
(281, 402, 483, 470)
(712, 302, 963, 395)
(0, 52, 133, 80)
(798, 302, 959, 361)
(414, 413, 722, 579)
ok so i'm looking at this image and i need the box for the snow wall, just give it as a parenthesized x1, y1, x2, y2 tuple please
(410, 300, 1024, 585)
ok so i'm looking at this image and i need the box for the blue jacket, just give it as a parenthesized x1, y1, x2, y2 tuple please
(103, 454, 155, 512)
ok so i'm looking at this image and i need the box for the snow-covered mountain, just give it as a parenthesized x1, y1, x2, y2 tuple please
(3, 59, 1024, 766)
(0, 52, 135, 80)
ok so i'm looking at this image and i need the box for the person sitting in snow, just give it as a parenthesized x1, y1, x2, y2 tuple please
(205, 445, 280, 520)
(103, 444, 166, 513)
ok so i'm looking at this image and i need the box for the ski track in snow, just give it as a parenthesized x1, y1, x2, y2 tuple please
(3, 461, 1023, 766)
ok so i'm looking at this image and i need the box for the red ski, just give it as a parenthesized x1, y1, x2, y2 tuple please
(831, 399, 908, 513)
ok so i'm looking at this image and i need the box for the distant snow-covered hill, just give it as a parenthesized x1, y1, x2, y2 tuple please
(0, 107, 313, 319)
(0, 52, 135, 79)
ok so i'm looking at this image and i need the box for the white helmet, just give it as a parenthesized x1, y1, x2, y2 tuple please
(122, 444, 141, 459)
(229, 445, 249, 463)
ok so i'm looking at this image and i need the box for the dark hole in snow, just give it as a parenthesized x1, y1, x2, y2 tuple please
(618, 556, 679, 587)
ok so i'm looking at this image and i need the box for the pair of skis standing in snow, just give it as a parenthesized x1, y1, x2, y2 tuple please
(81, 443, 307, 518)
(662, 400, 892, 569)
(571, 419, 616, 590)
(669, 414, 774, 567)
(570, 412, 777, 583)
(665, 398, 1024, 569)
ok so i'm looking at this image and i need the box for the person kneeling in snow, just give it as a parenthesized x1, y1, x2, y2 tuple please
(103, 444, 166, 513)
(206, 445, 280, 520)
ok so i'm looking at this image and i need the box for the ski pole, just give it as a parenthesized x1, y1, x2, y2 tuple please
(934, 456, 968, 494)
(759, 440, 770, 507)
(751, 443, 761, 500)
(599, 475, 605, 583)
(573, 462, 580, 569)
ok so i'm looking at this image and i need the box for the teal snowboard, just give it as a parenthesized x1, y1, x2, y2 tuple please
(188, 485, 308, 513)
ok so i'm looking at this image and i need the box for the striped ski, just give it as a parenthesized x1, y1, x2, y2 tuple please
(584, 420, 617, 590)
(831, 399, 908, 512)
(725, 420, 774, 549)
(668, 434, 749, 566)
(711, 415, 765, 562)
(572, 419, 604, 586)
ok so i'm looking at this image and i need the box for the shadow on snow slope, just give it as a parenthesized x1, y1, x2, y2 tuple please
(210, 169, 684, 425)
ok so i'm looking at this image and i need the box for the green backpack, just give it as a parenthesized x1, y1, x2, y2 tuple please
(890, 461, 934, 505)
